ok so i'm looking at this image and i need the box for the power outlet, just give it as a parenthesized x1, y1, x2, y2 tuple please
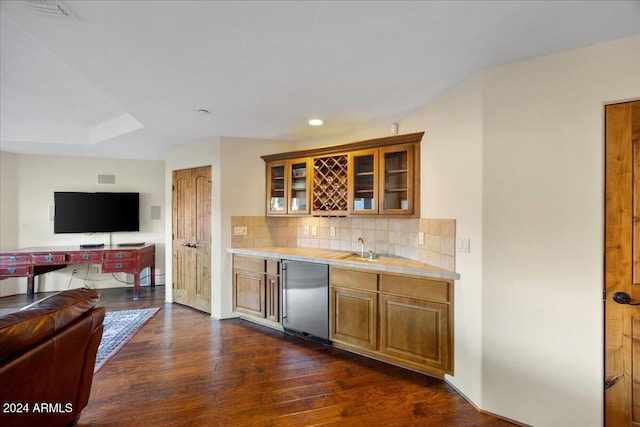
(418, 232, 425, 245)
(92, 264, 102, 274)
(304, 226, 310, 236)
(233, 226, 248, 236)
(311, 226, 318, 236)
(330, 226, 336, 237)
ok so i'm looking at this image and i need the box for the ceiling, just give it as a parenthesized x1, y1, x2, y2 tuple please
(1, 1, 638, 160)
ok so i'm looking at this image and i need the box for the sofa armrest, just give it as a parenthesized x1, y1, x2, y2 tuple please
(0, 289, 100, 363)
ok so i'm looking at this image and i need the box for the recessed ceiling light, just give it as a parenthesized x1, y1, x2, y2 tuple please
(308, 119, 323, 126)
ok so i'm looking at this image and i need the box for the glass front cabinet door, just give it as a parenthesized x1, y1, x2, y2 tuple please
(350, 150, 378, 214)
(288, 159, 311, 215)
(266, 159, 311, 215)
(267, 161, 286, 215)
(379, 144, 415, 215)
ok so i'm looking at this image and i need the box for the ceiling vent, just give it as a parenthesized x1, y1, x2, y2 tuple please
(22, 0, 77, 21)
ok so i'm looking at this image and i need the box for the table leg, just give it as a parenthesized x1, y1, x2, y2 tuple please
(150, 264, 156, 288)
(133, 272, 140, 301)
(27, 275, 35, 296)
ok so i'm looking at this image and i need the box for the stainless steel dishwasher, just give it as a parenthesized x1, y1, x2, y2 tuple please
(281, 260, 329, 342)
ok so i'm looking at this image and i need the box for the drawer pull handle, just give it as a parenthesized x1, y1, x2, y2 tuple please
(7, 267, 16, 274)
(116, 262, 123, 269)
(44, 255, 53, 262)
(82, 254, 90, 260)
(8, 256, 16, 263)
(116, 253, 124, 259)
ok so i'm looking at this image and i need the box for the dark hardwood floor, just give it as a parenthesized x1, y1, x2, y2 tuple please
(1, 287, 515, 426)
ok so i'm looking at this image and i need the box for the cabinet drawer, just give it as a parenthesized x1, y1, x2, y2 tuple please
(32, 253, 67, 264)
(102, 261, 135, 272)
(68, 252, 104, 263)
(330, 267, 377, 292)
(0, 266, 31, 276)
(379, 274, 450, 303)
(105, 251, 135, 261)
(0, 255, 30, 265)
(266, 259, 279, 275)
(234, 255, 265, 273)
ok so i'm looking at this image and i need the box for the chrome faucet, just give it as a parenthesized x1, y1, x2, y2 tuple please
(357, 237, 365, 258)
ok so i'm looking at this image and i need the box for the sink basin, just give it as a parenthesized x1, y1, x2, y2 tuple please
(342, 253, 382, 262)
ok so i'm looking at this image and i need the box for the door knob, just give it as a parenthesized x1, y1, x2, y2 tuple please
(612, 292, 640, 305)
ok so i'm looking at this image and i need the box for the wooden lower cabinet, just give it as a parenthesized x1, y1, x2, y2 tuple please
(329, 266, 453, 378)
(330, 286, 377, 350)
(233, 269, 266, 318)
(232, 255, 281, 327)
(379, 294, 450, 374)
(266, 274, 280, 323)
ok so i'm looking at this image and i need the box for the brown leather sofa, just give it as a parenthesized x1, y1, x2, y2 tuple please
(0, 288, 105, 427)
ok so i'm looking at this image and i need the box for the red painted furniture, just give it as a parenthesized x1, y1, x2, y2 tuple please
(0, 245, 155, 300)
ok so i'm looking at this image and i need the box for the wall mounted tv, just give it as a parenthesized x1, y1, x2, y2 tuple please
(54, 192, 140, 234)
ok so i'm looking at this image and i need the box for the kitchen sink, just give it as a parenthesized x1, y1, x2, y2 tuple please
(340, 252, 383, 262)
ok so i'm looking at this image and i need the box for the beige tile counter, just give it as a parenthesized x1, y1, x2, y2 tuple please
(228, 247, 460, 281)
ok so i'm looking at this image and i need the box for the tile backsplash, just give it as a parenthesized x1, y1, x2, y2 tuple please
(231, 216, 456, 271)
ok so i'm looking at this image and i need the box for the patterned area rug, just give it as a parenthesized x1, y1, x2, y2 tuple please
(94, 307, 160, 373)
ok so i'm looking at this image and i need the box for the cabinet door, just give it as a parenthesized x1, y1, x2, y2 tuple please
(267, 161, 287, 215)
(288, 159, 311, 215)
(350, 150, 378, 214)
(379, 294, 451, 373)
(379, 144, 415, 215)
(266, 274, 281, 323)
(330, 286, 377, 351)
(233, 270, 266, 318)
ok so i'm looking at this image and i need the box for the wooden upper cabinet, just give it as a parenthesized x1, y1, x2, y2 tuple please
(266, 159, 311, 215)
(263, 132, 423, 217)
(288, 159, 311, 215)
(379, 144, 416, 215)
(266, 161, 286, 215)
(349, 149, 378, 214)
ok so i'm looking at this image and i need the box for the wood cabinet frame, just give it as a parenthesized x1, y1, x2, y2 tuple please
(379, 143, 418, 215)
(266, 158, 311, 216)
(262, 132, 424, 217)
(232, 255, 282, 327)
(329, 266, 453, 377)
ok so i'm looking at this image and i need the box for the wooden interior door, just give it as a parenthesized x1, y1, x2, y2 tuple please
(172, 166, 211, 313)
(605, 100, 640, 426)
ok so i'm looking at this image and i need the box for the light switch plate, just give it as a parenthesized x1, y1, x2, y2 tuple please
(457, 237, 470, 253)
(304, 226, 309, 236)
(311, 226, 318, 236)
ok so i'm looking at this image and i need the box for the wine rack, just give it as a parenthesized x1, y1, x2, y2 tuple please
(313, 155, 349, 214)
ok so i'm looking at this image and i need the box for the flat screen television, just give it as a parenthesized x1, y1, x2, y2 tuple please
(54, 192, 140, 234)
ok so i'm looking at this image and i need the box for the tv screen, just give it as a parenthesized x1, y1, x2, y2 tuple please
(54, 192, 140, 234)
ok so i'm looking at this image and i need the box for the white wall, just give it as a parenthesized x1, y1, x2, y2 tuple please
(0, 154, 166, 294)
(400, 74, 485, 407)
(480, 36, 639, 426)
(164, 137, 294, 318)
(0, 152, 21, 296)
(294, 35, 640, 426)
